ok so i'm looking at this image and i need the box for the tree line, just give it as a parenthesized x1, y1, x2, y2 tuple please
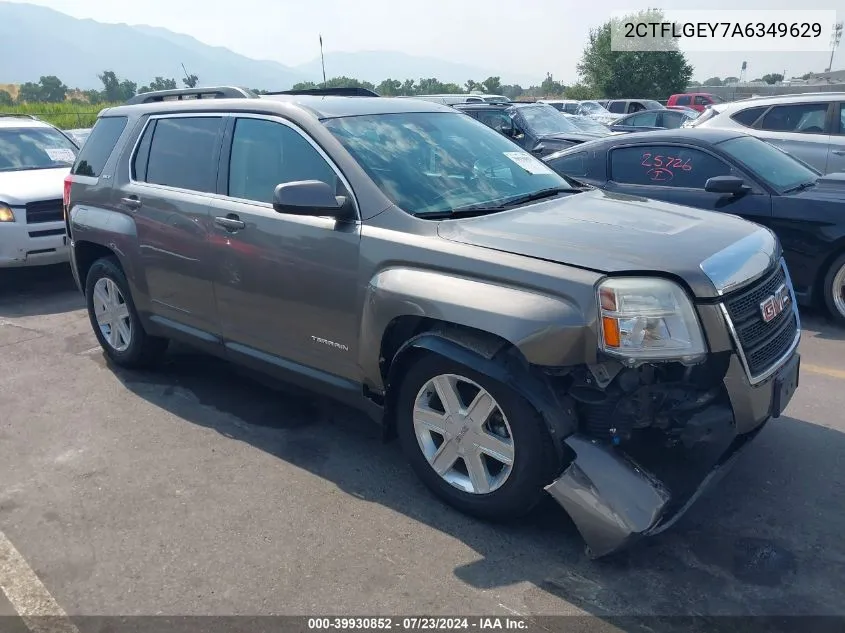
(0, 71, 201, 106)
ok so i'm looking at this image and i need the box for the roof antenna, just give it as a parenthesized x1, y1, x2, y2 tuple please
(319, 34, 327, 86)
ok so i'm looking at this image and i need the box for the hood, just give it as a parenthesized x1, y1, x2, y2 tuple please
(0, 168, 69, 206)
(539, 132, 607, 144)
(799, 172, 845, 201)
(436, 188, 775, 299)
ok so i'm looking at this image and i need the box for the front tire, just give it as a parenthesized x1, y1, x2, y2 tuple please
(395, 351, 555, 521)
(85, 256, 168, 368)
(821, 253, 845, 327)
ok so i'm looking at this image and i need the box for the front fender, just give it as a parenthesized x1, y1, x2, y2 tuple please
(359, 267, 593, 391)
(387, 332, 578, 462)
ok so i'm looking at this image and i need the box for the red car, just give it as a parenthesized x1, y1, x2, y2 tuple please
(667, 92, 725, 112)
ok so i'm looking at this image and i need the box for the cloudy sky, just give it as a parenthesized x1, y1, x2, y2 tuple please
(13, 0, 843, 84)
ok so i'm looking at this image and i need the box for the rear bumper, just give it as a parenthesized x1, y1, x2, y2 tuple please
(546, 349, 799, 558)
(0, 220, 69, 268)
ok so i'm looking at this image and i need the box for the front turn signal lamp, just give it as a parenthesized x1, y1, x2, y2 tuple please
(598, 277, 707, 364)
(0, 203, 16, 223)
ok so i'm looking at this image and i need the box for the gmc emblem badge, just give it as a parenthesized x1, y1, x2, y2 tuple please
(760, 284, 791, 323)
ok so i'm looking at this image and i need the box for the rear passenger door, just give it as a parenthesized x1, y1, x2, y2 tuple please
(209, 115, 362, 380)
(119, 114, 225, 336)
(752, 101, 833, 173)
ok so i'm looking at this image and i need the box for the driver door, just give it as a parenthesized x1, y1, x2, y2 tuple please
(209, 115, 362, 380)
(604, 142, 772, 227)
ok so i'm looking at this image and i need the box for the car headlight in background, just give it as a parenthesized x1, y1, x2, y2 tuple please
(0, 203, 16, 222)
(598, 277, 706, 363)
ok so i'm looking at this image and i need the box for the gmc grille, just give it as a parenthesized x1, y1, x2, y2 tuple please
(25, 199, 63, 224)
(722, 261, 799, 381)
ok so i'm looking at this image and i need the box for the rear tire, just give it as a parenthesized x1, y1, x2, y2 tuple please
(821, 253, 845, 327)
(85, 256, 168, 368)
(395, 351, 555, 521)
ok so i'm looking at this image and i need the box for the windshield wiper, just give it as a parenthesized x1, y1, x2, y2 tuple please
(782, 180, 817, 194)
(415, 187, 574, 219)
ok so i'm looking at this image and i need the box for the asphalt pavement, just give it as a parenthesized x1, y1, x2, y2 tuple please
(1, 264, 844, 629)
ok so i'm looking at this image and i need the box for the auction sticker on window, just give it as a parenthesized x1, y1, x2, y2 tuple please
(504, 152, 555, 175)
(45, 148, 76, 163)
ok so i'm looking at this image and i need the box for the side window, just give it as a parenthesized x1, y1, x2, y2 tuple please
(730, 106, 768, 128)
(661, 112, 685, 129)
(564, 103, 579, 114)
(548, 151, 587, 177)
(478, 112, 511, 133)
(228, 118, 338, 204)
(693, 96, 710, 106)
(676, 95, 691, 106)
(144, 117, 223, 192)
(72, 116, 127, 177)
(759, 103, 829, 134)
(610, 145, 732, 188)
(629, 102, 646, 113)
(627, 111, 659, 127)
(608, 101, 625, 114)
(837, 103, 845, 135)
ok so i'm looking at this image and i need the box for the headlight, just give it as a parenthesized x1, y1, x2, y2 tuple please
(597, 277, 706, 363)
(0, 203, 16, 223)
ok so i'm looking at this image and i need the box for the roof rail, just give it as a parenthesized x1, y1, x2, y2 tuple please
(125, 86, 259, 105)
(264, 87, 380, 97)
(0, 112, 40, 120)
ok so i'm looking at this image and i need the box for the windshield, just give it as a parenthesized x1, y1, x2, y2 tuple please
(0, 126, 78, 172)
(517, 104, 581, 136)
(718, 135, 819, 192)
(323, 112, 570, 216)
(567, 116, 611, 135)
(642, 100, 664, 110)
(579, 101, 609, 114)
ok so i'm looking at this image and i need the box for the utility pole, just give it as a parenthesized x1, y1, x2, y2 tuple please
(827, 22, 843, 72)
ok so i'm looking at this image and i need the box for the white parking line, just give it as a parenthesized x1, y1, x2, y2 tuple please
(0, 529, 79, 633)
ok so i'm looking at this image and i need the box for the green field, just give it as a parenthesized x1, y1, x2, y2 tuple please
(0, 102, 121, 129)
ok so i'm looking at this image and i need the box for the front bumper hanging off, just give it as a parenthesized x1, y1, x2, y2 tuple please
(545, 351, 799, 559)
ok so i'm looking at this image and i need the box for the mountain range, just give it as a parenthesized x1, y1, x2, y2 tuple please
(0, 2, 538, 91)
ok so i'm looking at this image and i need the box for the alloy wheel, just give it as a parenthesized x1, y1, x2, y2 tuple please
(92, 277, 133, 352)
(412, 373, 515, 495)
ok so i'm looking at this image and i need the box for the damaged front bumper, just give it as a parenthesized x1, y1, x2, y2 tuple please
(545, 350, 800, 559)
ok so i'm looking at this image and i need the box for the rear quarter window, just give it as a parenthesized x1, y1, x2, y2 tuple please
(71, 116, 128, 177)
(676, 95, 691, 106)
(730, 106, 768, 128)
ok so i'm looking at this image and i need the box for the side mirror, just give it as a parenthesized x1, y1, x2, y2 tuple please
(499, 120, 515, 137)
(704, 175, 748, 195)
(272, 180, 354, 220)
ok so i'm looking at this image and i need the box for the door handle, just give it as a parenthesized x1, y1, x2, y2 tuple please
(121, 196, 141, 210)
(214, 214, 246, 232)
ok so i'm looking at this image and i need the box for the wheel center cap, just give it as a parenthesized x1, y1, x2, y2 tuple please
(455, 424, 470, 443)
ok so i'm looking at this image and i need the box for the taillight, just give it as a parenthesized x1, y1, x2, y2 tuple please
(63, 175, 72, 220)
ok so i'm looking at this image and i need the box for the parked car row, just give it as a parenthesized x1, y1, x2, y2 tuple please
(55, 85, 802, 559)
